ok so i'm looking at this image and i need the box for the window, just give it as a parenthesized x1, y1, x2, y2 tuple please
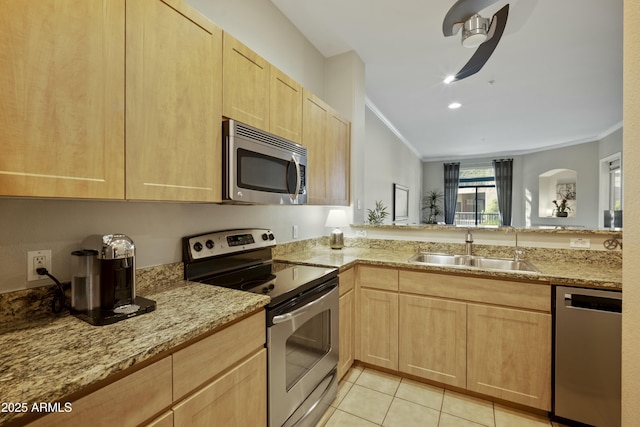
(456, 165, 499, 226)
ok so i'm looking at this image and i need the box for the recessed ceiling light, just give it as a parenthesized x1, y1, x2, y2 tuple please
(444, 75, 455, 84)
(448, 102, 462, 109)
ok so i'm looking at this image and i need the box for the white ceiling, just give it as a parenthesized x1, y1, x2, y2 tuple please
(271, 0, 623, 160)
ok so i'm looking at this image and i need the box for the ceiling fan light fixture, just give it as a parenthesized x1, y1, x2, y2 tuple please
(461, 14, 490, 48)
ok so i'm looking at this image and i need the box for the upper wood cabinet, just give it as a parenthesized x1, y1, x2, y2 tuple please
(222, 34, 303, 144)
(302, 90, 350, 206)
(222, 33, 270, 131)
(0, 0, 125, 199)
(269, 66, 303, 143)
(126, 0, 222, 202)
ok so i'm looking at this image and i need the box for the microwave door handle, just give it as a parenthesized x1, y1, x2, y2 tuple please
(291, 155, 301, 201)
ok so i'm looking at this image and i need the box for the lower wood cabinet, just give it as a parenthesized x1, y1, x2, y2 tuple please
(173, 349, 266, 427)
(467, 303, 551, 409)
(28, 357, 173, 427)
(338, 268, 355, 379)
(357, 266, 552, 411)
(399, 294, 466, 388)
(359, 288, 398, 370)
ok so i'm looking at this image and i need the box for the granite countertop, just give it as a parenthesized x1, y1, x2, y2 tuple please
(0, 280, 269, 426)
(274, 246, 622, 290)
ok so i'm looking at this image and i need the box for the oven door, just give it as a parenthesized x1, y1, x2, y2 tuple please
(224, 126, 307, 205)
(267, 281, 338, 427)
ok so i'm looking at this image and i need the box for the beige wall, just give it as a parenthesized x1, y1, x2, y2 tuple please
(622, 0, 640, 424)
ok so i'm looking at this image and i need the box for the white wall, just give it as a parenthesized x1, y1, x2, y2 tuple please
(364, 107, 423, 224)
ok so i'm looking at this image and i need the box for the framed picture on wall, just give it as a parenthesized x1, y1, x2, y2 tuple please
(393, 184, 409, 222)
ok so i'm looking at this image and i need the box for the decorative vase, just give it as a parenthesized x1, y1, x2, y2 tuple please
(556, 212, 568, 217)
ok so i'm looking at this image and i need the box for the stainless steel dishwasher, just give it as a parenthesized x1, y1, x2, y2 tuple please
(554, 286, 622, 427)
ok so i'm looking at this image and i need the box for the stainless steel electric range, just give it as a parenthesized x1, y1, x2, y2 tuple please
(183, 229, 339, 427)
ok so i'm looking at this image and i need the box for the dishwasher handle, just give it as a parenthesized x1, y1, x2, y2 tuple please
(564, 293, 622, 313)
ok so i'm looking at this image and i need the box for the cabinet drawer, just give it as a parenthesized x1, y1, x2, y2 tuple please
(358, 265, 398, 291)
(173, 311, 265, 400)
(29, 357, 172, 427)
(339, 267, 355, 296)
(399, 270, 550, 312)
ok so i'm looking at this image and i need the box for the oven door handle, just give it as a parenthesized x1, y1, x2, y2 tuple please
(272, 286, 334, 325)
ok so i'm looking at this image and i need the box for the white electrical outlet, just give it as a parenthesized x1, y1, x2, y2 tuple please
(570, 238, 590, 249)
(292, 225, 299, 239)
(27, 250, 52, 281)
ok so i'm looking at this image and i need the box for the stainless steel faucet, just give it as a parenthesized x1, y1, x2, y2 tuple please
(465, 229, 473, 256)
(505, 226, 524, 261)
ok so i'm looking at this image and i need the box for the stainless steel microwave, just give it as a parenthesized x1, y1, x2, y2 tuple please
(223, 120, 307, 204)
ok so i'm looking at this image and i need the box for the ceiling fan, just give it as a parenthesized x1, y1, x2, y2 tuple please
(442, 0, 510, 82)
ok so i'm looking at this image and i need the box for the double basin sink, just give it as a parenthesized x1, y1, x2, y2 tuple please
(408, 252, 540, 274)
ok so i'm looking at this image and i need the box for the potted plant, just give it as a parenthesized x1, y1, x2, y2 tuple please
(552, 198, 571, 217)
(422, 190, 443, 224)
(367, 200, 389, 224)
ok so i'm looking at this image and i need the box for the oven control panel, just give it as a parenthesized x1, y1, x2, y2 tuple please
(183, 228, 276, 261)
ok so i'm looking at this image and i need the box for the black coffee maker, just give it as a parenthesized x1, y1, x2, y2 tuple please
(71, 234, 155, 326)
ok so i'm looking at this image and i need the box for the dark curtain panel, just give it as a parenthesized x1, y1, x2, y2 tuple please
(493, 158, 513, 226)
(443, 162, 460, 224)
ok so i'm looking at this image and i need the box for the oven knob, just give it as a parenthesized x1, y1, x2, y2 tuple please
(193, 242, 203, 252)
(205, 239, 215, 249)
(237, 191, 243, 198)
(262, 233, 269, 241)
(268, 233, 275, 241)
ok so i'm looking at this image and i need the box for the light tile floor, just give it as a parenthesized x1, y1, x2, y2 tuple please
(316, 365, 570, 427)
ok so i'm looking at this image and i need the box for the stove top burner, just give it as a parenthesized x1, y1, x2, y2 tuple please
(182, 228, 337, 308)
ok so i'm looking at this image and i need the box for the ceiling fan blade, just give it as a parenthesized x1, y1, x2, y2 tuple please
(452, 3, 509, 82)
(443, 0, 501, 36)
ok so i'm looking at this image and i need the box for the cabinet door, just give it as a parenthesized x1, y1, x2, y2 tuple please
(270, 66, 302, 143)
(325, 112, 350, 206)
(302, 90, 329, 204)
(173, 349, 267, 427)
(29, 357, 172, 427)
(223, 33, 269, 130)
(359, 288, 398, 370)
(399, 294, 467, 388)
(0, 0, 125, 199)
(467, 304, 551, 410)
(338, 288, 355, 379)
(126, 0, 221, 201)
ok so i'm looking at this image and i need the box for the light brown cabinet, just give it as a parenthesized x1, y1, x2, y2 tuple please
(398, 270, 552, 411)
(125, 0, 222, 202)
(1, 0, 224, 202)
(358, 266, 399, 370)
(222, 34, 303, 144)
(173, 349, 266, 427)
(28, 357, 173, 427)
(399, 294, 466, 388)
(467, 303, 551, 409)
(338, 268, 355, 379)
(302, 90, 350, 206)
(0, 0, 125, 199)
(222, 33, 270, 131)
(269, 66, 303, 143)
